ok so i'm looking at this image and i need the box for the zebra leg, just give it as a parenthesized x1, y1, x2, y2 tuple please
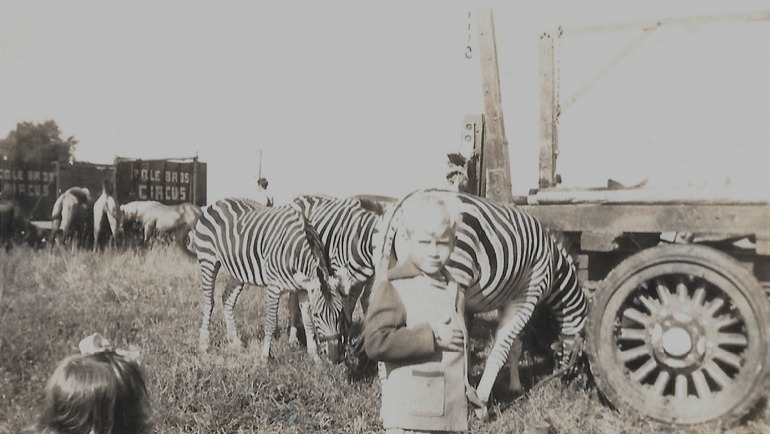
(551, 300, 587, 369)
(260, 288, 281, 361)
(296, 290, 322, 364)
(475, 297, 538, 416)
(222, 283, 246, 349)
(507, 337, 524, 394)
(198, 260, 221, 352)
(287, 291, 301, 346)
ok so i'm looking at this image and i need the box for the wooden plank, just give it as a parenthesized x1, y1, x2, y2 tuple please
(476, 8, 513, 202)
(519, 204, 770, 235)
(538, 31, 558, 189)
(527, 187, 770, 205)
(565, 11, 770, 37)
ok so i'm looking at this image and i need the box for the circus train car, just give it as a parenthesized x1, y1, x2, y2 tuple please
(465, 9, 770, 429)
(0, 157, 206, 224)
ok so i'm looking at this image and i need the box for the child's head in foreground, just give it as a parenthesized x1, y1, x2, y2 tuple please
(399, 193, 459, 277)
(36, 341, 151, 434)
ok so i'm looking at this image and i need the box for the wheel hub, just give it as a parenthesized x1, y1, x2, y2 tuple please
(649, 317, 706, 371)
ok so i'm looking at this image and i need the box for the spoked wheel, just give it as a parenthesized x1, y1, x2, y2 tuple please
(587, 244, 770, 427)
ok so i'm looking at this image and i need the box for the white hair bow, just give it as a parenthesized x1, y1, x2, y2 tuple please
(78, 332, 141, 364)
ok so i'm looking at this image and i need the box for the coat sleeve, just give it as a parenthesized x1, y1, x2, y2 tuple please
(363, 281, 436, 362)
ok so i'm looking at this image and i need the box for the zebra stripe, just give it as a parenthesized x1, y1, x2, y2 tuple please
(374, 190, 587, 405)
(192, 198, 344, 363)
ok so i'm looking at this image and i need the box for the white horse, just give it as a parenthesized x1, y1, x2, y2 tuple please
(92, 180, 123, 251)
(120, 200, 202, 244)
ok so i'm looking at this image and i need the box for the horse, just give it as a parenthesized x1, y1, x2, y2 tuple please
(120, 200, 202, 245)
(50, 187, 94, 248)
(92, 180, 123, 251)
(0, 198, 40, 250)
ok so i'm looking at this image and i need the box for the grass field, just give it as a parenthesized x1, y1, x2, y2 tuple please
(1, 245, 768, 433)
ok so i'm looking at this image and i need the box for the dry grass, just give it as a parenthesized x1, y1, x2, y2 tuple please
(1, 246, 768, 433)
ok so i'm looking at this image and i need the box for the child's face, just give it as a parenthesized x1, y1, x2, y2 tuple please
(403, 211, 456, 277)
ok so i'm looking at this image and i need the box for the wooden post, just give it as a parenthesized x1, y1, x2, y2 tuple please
(476, 9, 513, 202)
(538, 31, 558, 189)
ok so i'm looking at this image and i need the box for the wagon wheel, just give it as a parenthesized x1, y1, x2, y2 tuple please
(587, 244, 770, 427)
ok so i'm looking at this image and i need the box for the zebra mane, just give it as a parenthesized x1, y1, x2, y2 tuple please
(371, 189, 427, 283)
(290, 200, 334, 284)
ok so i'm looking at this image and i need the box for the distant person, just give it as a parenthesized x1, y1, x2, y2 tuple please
(364, 192, 472, 434)
(255, 177, 274, 207)
(28, 333, 152, 434)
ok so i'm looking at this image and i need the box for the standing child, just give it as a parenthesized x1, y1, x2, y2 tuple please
(29, 333, 152, 434)
(364, 193, 470, 434)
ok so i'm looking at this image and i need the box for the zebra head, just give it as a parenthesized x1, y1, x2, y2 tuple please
(292, 271, 347, 363)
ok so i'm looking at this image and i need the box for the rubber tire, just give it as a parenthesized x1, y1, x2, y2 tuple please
(586, 244, 770, 427)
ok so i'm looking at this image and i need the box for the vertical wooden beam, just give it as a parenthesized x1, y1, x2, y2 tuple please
(538, 31, 558, 189)
(476, 9, 513, 202)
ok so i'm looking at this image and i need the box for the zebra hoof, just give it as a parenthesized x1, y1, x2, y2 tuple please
(473, 406, 489, 422)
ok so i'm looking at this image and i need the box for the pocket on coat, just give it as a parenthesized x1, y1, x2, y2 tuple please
(408, 369, 445, 416)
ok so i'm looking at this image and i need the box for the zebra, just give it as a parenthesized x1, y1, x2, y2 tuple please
(284, 195, 386, 344)
(373, 189, 588, 416)
(188, 197, 347, 363)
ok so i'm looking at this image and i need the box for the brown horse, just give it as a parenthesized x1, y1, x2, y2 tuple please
(120, 200, 202, 244)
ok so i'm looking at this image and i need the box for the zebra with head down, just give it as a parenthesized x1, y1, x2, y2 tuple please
(372, 190, 588, 417)
(187, 197, 347, 363)
(289, 195, 385, 324)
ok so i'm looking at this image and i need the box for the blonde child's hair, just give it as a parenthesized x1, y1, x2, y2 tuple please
(36, 352, 152, 434)
(399, 192, 460, 237)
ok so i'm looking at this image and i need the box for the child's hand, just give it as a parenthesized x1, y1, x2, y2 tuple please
(430, 317, 464, 352)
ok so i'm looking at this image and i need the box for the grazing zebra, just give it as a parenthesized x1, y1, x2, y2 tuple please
(188, 197, 347, 363)
(282, 195, 386, 344)
(373, 190, 587, 415)
(293, 195, 383, 297)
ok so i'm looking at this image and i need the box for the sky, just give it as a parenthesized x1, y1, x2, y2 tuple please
(2, 1, 769, 204)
